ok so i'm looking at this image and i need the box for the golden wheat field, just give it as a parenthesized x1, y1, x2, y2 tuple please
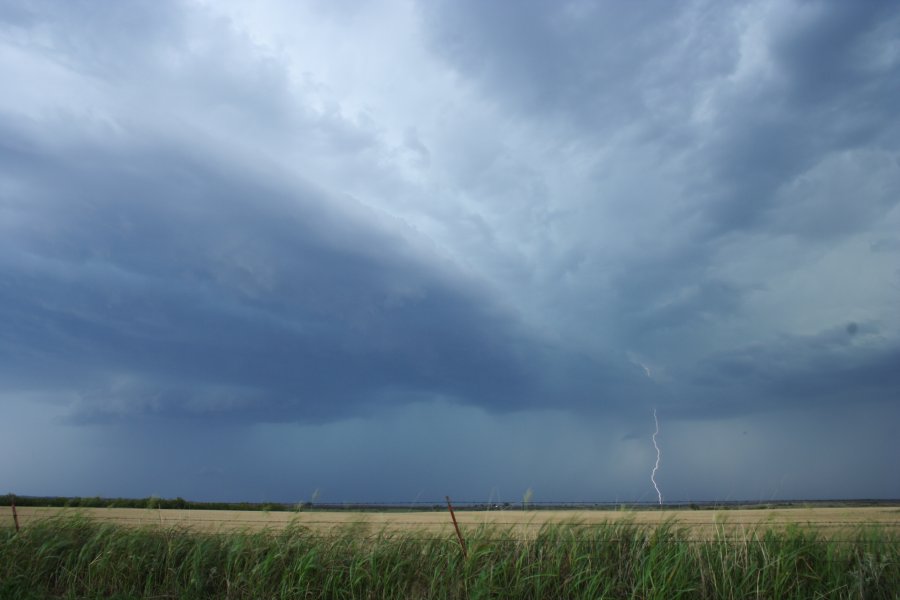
(10, 505, 899, 540)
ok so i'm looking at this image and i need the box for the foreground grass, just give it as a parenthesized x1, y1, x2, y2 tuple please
(1, 517, 897, 599)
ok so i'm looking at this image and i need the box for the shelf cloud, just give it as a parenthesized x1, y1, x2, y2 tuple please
(2, 0, 898, 502)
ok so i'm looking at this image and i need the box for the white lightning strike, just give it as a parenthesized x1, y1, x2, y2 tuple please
(651, 409, 663, 505)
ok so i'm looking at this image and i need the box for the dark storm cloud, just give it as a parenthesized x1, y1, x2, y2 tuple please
(419, 0, 900, 396)
(420, 1, 900, 240)
(870, 237, 900, 253)
(696, 1, 900, 237)
(417, 0, 738, 134)
(420, 0, 900, 247)
(609, 255, 747, 341)
(3, 0, 900, 502)
(0, 0, 660, 423)
(2, 0, 896, 425)
(684, 323, 900, 416)
(0, 111, 647, 422)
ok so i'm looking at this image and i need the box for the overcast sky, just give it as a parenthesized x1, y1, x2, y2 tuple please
(2, 0, 899, 504)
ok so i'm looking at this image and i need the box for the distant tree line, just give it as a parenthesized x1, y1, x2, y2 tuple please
(3, 494, 888, 512)
(0, 494, 287, 512)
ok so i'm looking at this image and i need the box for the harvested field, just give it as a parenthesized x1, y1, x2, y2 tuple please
(10, 505, 899, 539)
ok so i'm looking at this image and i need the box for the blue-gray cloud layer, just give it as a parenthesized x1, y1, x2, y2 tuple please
(2, 114, 636, 422)
(1, 0, 898, 501)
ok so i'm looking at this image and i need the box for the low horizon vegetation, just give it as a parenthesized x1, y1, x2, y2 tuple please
(3, 494, 895, 514)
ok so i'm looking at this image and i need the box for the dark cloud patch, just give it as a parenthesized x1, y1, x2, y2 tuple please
(870, 237, 900, 253)
(693, 1, 900, 238)
(609, 257, 746, 346)
(769, 1, 900, 106)
(686, 323, 900, 416)
(418, 0, 739, 135)
(421, 0, 900, 243)
(417, 1, 900, 388)
(0, 112, 645, 422)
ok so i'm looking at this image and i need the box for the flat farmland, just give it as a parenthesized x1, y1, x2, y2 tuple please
(5, 505, 898, 597)
(10, 505, 899, 539)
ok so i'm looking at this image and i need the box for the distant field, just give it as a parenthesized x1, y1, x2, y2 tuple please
(10, 505, 899, 538)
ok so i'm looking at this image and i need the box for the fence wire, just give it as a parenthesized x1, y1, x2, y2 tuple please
(7, 505, 899, 547)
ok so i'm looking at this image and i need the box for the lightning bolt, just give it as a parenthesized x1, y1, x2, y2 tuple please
(651, 408, 663, 505)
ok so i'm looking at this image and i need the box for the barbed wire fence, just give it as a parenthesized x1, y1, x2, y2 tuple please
(6, 495, 899, 550)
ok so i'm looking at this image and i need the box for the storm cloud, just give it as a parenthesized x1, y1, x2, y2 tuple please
(1, 0, 898, 502)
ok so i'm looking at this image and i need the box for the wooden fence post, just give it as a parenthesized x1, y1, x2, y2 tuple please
(445, 496, 467, 559)
(11, 494, 19, 532)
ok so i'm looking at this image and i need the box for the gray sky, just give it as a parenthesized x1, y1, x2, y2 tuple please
(2, 0, 898, 504)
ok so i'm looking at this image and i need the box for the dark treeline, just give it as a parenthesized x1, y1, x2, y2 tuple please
(1, 494, 285, 512)
(3, 494, 895, 512)
(0, 495, 451, 512)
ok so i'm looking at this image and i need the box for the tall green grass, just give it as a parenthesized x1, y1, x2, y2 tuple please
(1, 516, 896, 599)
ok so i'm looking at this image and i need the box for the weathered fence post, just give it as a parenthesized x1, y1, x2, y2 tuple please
(445, 496, 467, 559)
(11, 494, 19, 532)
